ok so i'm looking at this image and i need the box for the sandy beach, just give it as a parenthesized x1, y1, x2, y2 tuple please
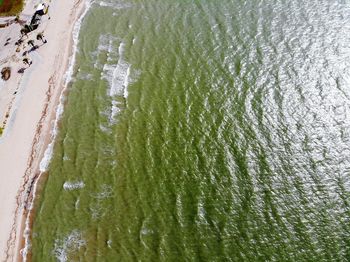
(0, 0, 86, 260)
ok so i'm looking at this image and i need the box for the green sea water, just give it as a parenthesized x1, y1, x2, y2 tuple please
(31, 0, 350, 261)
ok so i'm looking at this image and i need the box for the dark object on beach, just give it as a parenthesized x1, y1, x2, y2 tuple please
(21, 24, 38, 37)
(4, 37, 10, 46)
(18, 68, 25, 74)
(27, 39, 34, 48)
(34, 9, 44, 16)
(28, 45, 38, 53)
(30, 13, 41, 28)
(22, 57, 32, 66)
(20, 27, 29, 38)
(1, 67, 11, 81)
(36, 32, 47, 44)
(15, 39, 23, 46)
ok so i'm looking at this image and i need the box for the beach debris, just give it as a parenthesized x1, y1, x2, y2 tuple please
(18, 68, 26, 74)
(28, 39, 35, 48)
(15, 39, 23, 46)
(1, 67, 11, 81)
(36, 32, 47, 44)
(4, 37, 10, 46)
(22, 57, 32, 67)
(20, 27, 29, 38)
(27, 39, 39, 52)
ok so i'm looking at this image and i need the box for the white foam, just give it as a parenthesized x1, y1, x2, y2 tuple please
(110, 42, 129, 97)
(123, 66, 131, 98)
(90, 204, 104, 220)
(53, 230, 86, 262)
(99, 40, 133, 122)
(91, 184, 113, 199)
(101, 41, 130, 98)
(107, 239, 112, 248)
(39, 98, 64, 172)
(64, 0, 92, 86)
(110, 100, 121, 121)
(99, 123, 112, 134)
(63, 181, 85, 191)
(98, 1, 132, 9)
(78, 73, 93, 80)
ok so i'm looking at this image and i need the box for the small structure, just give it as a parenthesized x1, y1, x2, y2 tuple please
(21, 3, 47, 35)
(35, 4, 46, 16)
(30, 13, 41, 29)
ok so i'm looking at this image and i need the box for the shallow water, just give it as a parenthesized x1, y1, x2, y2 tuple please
(31, 0, 350, 261)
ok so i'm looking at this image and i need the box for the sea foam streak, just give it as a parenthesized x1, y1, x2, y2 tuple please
(96, 31, 140, 123)
(103, 42, 130, 98)
(98, 0, 132, 9)
(101, 40, 131, 121)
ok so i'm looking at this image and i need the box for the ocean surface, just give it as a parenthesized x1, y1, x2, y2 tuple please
(30, 0, 350, 261)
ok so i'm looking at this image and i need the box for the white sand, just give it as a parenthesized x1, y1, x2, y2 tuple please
(0, 0, 86, 260)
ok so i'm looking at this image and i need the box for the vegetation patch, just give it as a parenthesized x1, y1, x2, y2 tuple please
(0, 0, 23, 16)
(0, 127, 3, 136)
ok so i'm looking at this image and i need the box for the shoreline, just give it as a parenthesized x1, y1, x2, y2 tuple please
(20, 1, 90, 260)
(0, 0, 88, 260)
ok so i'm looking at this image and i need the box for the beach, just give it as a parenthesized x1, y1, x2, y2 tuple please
(0, 0, 86, 260)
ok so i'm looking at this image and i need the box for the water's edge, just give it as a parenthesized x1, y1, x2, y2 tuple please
(19, 1, 91, 260)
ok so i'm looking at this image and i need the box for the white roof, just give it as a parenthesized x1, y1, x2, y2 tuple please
(36, 3, 45, 11)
